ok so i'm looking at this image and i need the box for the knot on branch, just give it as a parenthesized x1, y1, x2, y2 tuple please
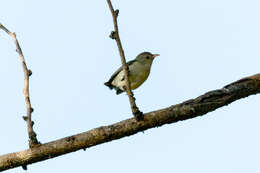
(131, 104, 143, 121)
(114, 9, 119, 17)
(109, 31, 116, 39)
(22, 116, 28, 121)
(21, 165, 27, 170)
(66, 136, 76, 142)
(31, 121, 34, 127)
(28, 69, 32, 76)
(29, 131, 40, 148)
(133, 109, 143, 121)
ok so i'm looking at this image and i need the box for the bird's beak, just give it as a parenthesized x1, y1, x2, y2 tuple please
(152, 54, 160, 59)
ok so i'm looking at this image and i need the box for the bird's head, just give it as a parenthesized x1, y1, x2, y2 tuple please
(135, 52, 159, 66)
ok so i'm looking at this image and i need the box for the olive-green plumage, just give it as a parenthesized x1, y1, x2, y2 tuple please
(104, 52, 159, 94)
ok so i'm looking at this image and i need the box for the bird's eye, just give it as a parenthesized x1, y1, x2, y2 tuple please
(146, 56, 150, 59)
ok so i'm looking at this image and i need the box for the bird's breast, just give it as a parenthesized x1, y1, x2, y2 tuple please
(129, 62, 151, 90)
(111, 62, 152, 91)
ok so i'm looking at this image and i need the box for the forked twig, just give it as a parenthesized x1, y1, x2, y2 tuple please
(106, 0, 143, 120)
(0, 23, 40, 147)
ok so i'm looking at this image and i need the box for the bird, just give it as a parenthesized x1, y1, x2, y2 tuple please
(104, 52, 159, 94)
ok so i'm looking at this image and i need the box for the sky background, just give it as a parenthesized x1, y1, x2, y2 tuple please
(1, 0, 260, 172)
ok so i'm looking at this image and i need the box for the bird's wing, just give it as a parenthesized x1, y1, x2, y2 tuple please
(106, 60, 136, 84)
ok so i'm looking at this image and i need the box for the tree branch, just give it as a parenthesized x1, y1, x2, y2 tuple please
(0, 73, 259, 171)
(0, 24, 40, 148)
(106, 0, 143, 120)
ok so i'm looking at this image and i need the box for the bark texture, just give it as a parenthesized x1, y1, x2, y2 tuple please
(0, 73, 260, 171)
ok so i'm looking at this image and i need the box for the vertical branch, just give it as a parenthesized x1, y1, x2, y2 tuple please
(106, 0, 143, 120)
(0, 24, 40, 147)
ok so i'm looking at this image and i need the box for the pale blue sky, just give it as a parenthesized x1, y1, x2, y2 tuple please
(1, 0, 260, 172)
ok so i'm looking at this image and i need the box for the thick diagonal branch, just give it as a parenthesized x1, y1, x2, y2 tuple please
(106, 0, 143, 120)
(0, 24, 40, 147)
(0, 73, 260, 172)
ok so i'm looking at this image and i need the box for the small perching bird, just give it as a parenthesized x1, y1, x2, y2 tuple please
(104, 52, 159, 94)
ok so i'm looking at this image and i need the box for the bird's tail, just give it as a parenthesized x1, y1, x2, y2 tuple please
(104, 81, 113, 89)
(104, 82, 124, 94)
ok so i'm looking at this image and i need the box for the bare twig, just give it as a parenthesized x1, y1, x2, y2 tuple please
(106, 0, 143, 120)
(0, 73, 260, 171)
(0, 23, 40, 148)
